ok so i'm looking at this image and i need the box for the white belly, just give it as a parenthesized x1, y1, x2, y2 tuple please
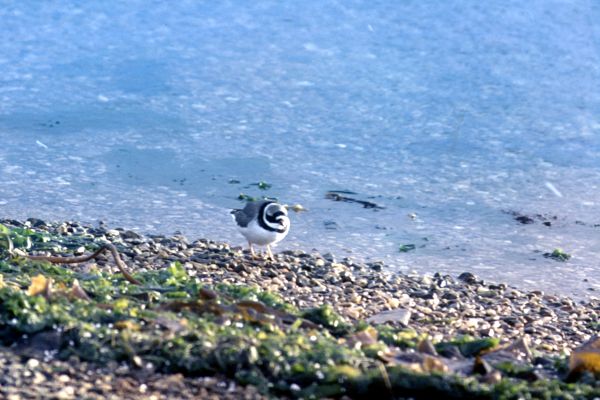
(238, 219, 288, 246)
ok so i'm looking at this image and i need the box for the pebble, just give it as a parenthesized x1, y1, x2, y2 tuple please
(0, 346, 269, 399)
(312, 284, 327, 293)
(367, 308, 412, 325)
(1, 218, 599, 399)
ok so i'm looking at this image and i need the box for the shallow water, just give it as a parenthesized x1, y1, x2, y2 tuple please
(1, 1, 599, 299)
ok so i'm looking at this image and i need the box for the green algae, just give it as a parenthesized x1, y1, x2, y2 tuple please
(436, 336, 500, 358)
(301, 304, 351, 336)
(253, 181, 272, 190)
(399, 244, 417, 253)
(0, 225, 599, 399)
(544, 248, 572, 262)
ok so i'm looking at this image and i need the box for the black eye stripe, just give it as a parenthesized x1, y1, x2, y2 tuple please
(265, 211, 285, 224)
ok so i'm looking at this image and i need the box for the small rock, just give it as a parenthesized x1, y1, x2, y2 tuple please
(55, 386, 75, 399)
(442, 291, 459, 300)
(417, 339, 438, 356)
(515, 215, 535, 224)
(322, 252, 336, 262)
(26, 358, 40, 369)
(312, 284, 327, 293)
(26, 218, 46, 227)
(458, 272, 479, 284)
(386, 297, 401, 309)
(366, 308, 412, 325)
(32, 371, 46, 385)
(482, 370, 503, 384)
(122, 230, 142, 240)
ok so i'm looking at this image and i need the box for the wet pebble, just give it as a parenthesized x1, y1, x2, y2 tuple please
(1, 218, 598, 398)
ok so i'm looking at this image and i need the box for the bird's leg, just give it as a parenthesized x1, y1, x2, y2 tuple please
(266, 245, 274, 261)
(248, 242, 256, 258)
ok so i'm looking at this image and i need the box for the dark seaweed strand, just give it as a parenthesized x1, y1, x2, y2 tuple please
(27, 243, 141, 285)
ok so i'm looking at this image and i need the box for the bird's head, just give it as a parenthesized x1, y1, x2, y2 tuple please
(263, 202, 290, 231)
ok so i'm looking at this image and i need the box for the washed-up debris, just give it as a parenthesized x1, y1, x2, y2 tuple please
(252, 181, 272, 190)
(568, 336, 600, 381)
(325, 191, 385, 210)
(237, 193, 278, 203)
(70, 279, 92, 301)
(28, 242, 141, 284)
(27, 274, 52, 297)
(285, 204, 308, 213)
(238, 193, 260, 202)
(324, 220, 338, 230)
(0, 221, 599, 399)
(399, 244, 416, 253)
(514, 215, 535, 224)
(504, 210, 557, 227)
(543, 248, 571, 262)
(436, 336, 500, 358)
(0, 223, 139, 284)
(157, 298, 318, 330)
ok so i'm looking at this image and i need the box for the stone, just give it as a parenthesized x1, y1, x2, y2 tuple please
(458, 272, 479, 284)
(366, 308, 412, 325)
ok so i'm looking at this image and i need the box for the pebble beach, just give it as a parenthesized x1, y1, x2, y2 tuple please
(3, 1, 600, 398)
(0, 219, 598, 399)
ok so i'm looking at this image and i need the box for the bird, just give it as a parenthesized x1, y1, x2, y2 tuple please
(231, 200, 290, 260)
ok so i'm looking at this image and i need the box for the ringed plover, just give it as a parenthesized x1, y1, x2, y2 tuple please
(231, 200, 290, 259)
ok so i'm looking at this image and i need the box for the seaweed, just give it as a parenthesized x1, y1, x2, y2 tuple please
(251, 181, 272, 190)
(543, 248, 571, 262)
(0, 224, 598, 399)
(436, 336, 500, 358)
(399, 244, 417, 253)
(325, 191, 385, 210)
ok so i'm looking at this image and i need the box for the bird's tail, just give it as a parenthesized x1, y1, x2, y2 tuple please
(230, 209, 241, 221)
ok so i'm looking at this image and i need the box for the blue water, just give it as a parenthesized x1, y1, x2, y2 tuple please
(1, 1, 600, 299)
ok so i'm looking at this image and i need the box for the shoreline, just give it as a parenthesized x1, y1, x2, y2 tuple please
(3, 212, 597, 302)
(0, 218, 598, 399)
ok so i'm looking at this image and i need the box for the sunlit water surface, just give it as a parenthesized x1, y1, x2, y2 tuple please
(1, 1, 600, 299)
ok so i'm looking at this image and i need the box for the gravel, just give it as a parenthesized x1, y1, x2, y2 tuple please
(1, 218, 598, 398)
(0, 346, 266, 400)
